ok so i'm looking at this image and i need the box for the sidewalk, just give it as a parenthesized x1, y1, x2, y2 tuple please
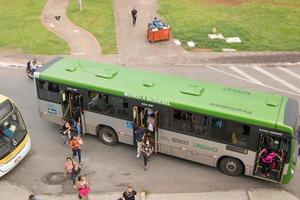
(41, 0, 102, 62)
(1, 181, 298, 200)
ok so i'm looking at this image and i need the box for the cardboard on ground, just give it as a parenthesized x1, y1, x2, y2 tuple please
(173, 39, 181, 46)
(208, 34, 224, 40)
(187, 41, 196, 47)
(225, 37, 241, 43)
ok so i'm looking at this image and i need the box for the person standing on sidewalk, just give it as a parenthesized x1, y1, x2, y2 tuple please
(122, 185, 137, 200)
(76, 175, 91, 200)
(131, 7, 137, 26)
(141, 139, 153, 171)
(135, 128, 145, 158)
(70, 135, 83, 164)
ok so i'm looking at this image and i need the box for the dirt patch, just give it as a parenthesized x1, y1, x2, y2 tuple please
(205, 0, 248, 6)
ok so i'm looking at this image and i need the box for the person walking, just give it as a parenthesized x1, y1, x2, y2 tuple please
(141, 139, 153, 171)
(131, 7, 137, 26)
(64, 157, 80, 186)
(60, 118, 71, 145)
(72, 107, 81, 137)
(70, 135, 83, 164)
(135, 128, 145, 158)
(122, 185, 137, 200)
(76, 175, 91, 200)
(28, 194, 39, 200)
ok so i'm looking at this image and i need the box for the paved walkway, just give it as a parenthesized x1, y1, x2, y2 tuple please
(41, 0, 102, 62)
(1, 181, 299, 200)
(113, 0, 183, 65)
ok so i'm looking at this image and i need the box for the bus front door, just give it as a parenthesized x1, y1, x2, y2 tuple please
(253, 134, 287, 182)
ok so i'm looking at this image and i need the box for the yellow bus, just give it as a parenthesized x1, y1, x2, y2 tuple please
(0, 95, 31, 177)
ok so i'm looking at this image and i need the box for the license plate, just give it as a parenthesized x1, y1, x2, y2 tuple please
(15, 156, 22, 164)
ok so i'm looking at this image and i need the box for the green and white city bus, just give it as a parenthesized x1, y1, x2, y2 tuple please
(34, 57, 299, 184)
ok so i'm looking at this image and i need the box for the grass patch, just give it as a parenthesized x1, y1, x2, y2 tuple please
(67, 0, 117, 54)
(158, 0, 300, 51)
(0, 0, 69, 54)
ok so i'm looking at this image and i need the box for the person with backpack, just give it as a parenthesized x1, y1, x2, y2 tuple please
(64, 157, 80, 186)
(70, 135, 83, 164)
(259, 147, 282, 177)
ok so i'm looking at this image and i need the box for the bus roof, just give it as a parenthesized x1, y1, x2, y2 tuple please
(38, 57, 289, 130)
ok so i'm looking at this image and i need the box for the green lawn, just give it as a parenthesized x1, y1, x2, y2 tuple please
(67, 0, 117, 54)
(158, 0, 300, 51)
(0, 0, 69, 54)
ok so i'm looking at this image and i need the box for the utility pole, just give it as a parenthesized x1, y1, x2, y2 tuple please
(78, 0, 83, 12)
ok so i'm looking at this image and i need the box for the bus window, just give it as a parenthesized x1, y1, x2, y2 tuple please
(88, 92, 103, 112)
(227, 123, 250, 147)
(172, 110, 192, 132)
(212, 118, 222, 129)
(192, 114, 209, 137)
(103, 95, 129, 119)
(36, 80, 60, 103)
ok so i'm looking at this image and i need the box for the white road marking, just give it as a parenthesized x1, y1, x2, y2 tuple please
(277, 67, 300, 80)
(206, 66, 249, 82)
(207, 66, 300, 97)
(253, 66, 300, 93)
(230, 66, 264, 85)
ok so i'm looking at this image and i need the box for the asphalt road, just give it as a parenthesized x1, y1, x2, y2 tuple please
(0, 64, 299, 197)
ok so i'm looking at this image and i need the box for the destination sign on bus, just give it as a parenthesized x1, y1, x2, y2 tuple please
(124, 92, 170, 105)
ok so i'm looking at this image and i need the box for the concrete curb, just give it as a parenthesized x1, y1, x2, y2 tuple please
(0, 181, 299, 200)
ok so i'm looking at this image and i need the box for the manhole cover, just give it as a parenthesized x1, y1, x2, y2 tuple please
(42, 172, 65, 185)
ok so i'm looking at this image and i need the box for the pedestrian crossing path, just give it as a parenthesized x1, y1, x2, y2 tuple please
(206, 65, 300, 97)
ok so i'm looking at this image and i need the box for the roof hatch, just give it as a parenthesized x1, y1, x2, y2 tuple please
(266, 100, 278, 107)
(180, 85, 204, 96)
(65, 66, 77, 72)
(95, 69, 118, 79)
(143, 81, 155, 87)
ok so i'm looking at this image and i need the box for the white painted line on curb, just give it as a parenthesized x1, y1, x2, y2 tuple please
(277, 67, 300, 80)
(253, 67, 300, 93)
(230, 66, 264, 85)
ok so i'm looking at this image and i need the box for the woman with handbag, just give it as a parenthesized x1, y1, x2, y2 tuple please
(64, 157, 80, 186)
(76, 175, 91, 200)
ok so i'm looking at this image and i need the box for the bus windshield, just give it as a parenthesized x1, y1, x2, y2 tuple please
(0, 109, 27, 159)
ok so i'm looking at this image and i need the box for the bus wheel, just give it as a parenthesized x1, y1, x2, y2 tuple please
(98, 127, 118, 146)
(219, 157, 244, 176)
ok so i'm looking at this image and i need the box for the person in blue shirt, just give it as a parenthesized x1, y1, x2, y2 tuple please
(135, 128, 145, 158)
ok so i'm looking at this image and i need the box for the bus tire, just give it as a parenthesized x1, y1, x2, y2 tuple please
(219, 157, 244, 176)
(98, 127, 118, 146)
